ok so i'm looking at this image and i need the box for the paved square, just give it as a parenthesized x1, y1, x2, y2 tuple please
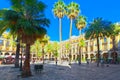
(0, 62, 120, 80)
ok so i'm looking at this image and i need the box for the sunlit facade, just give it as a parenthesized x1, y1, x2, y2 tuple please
(60, 34, 120, 62)
(0, 33, 16, 58)
(0, 33, 17, 64)
(1, 32, 120, 64)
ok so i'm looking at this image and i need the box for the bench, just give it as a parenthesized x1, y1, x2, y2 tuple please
(34, 64, 43, 73)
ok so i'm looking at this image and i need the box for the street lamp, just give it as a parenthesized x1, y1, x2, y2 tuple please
(20, 45, 25, 71)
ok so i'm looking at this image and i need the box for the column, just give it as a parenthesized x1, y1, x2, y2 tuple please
(93, 40, 95, 52)
(107, 37, 110, 50)
(3, 39, 7, 50)
(88, 40, 90, 53)
(100, 38, 102, 50)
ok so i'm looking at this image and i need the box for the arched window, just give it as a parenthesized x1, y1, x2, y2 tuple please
(0, 40, 3, 45)
(104, 37, 107, 43)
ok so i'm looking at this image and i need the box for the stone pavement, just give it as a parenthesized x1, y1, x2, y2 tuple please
(0, 62, 120, 80)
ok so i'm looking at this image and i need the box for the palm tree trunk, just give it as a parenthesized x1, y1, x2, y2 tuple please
(49, 53, 51, 60)
(59, 18, 62, 42)
(55, 57, 57, 65)
(96, 37, 100, 67)
(22, 44, 32, 77)
(112, 36, 116, 63)
(68, 19, 73, 65)
(79, 29, 81, 36)
(59, 18, 62, 63)
(79, 46, 81, 65)
(69, 19, 73, 38)
(69, 49, 72, 65)
(14, 37, 20, 68)
(78, 29, 82, 65)
(42, 46, 44, 64)
(36, 47, 38, 62)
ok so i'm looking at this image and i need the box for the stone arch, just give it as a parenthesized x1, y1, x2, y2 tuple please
(90, 54, 94, 58)
(103, 53, 109, 59)
(11, 53, 15, 58)
(111, 52, 118, 58)
(11, 53, 15, 55)
(33, 54, 36, 57)
(102, 53, 109, 63)
(95, 53, 101, 58)
(85, 54, 88, 59)
(4, 52, 10, 58)
(5, 52, 10, 55)
(111, 52, 118, 63)
(90, 54, 94, 62)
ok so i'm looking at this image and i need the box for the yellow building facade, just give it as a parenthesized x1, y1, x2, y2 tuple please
(0, 33, 16, 59)
(60, 35, 120, 62)
(1, 32, 120, 63)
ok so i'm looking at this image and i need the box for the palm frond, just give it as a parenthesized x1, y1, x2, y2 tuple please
(53, 0, 66, 18)
(85, 17, 112, 39)
(66, 2, 80, 19)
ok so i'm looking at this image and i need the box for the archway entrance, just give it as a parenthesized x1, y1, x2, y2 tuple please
(111, 52, 118, 64)
(11, 53, 15, 58)
(102, 53, 108, 63)
(73, 55, 75, 60)
(95, 53, 101, 62)
(5, 52, 10, 58)
(90, 54, 94, 62)
(85, 54, 88, 59)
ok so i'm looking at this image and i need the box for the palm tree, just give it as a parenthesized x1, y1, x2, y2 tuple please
(53, 0, 66, 61)
(85, 18, 111, 67)
(0, 10, 21, 68)
(52, 42, 59, 65)
(39, 35, 49, 64)
(31, 40, 41, 62)
(78, 37, 85, 64)
(65, 42, 71, 64)
(44, 42, 53, 60)
(109, 23, 120, 63)
(66, 2, 80, 64)
(75, 15, 87, 35)
(15, 37, 20, 68)
(67, 2, 80, 38)
(0, 0, 50, 77)
(75, 15, 86, 65)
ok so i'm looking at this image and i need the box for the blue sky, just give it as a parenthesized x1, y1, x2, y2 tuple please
(0, 0, 120, 41)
